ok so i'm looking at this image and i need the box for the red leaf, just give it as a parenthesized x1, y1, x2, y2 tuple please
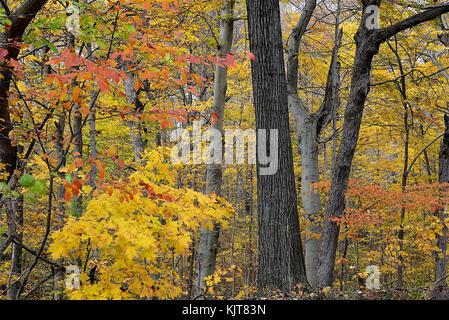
(116, 158, 126, 169)
(0, 48, 8, 59)
(247, 52, 256, 61)
(226, 53, 236, 67)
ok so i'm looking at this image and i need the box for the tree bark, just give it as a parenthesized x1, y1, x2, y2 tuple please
(0, 0, 48, 178)
(6, 196, 23, 300)
(194, 0, 234, 299)
(429, 54, 449, 288)
(0, 0, 48, 300)
(246, 0, 307, 292)
(436, 114, 449, 287)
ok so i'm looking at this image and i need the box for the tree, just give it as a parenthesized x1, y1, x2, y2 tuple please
(435, 114, 449, 289)
(0, 0, 48, 174)
(286, 0, 341, 288)
(246, 0, 307, 291)
(0, 0, 48, 300)
(317, 0, 449, 288)
(194, 0, 235, 299)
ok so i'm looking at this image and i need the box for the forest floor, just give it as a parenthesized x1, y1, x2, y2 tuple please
(249, 286, 449, 300)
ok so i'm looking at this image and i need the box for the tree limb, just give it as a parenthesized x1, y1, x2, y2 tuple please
(287, 0, 317, 98)
(7, 0, 48, 40)
(377, 4, 449, 43)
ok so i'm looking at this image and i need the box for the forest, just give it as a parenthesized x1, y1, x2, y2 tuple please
(2, 0, 449, 302)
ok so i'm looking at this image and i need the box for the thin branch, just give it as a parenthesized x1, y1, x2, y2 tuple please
(377, 4, 449, 43)
(406, 133, 445, 176)
(11, 237, 64, 270)
(0, 235, 13, 256)
(22, 271, 56, 299)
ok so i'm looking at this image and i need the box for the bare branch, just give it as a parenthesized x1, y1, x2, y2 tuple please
(377, 4, 449, 43)
(287, 0, 317, 98)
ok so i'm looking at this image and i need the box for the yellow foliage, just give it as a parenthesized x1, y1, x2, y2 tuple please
(49, 148, 232, 299)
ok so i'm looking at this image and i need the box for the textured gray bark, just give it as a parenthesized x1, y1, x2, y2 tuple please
(66, 27, 83, 218)
(430, 55, 449, 288)
(297, 120, 321, 288)
(436, 115, 449, 287)
(194, 0, 234, 299)
(6, 197, 23, 299)
(246, 0, 307, 292)
(317, 0, 449, 288)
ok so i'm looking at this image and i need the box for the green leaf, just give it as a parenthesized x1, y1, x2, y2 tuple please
(24, 192, 38, 204)
(0, 182, 9, 193)
(19, 174, 36, 188)
(31, 180, 48, 196)
(65, 173, 74, 184)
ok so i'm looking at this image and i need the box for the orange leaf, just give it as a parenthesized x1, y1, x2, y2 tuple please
(64, 183, 72, 202)
(161, 119, 173, 130)
(75, 157, 83, 168)
(72, 86, 83, 103)
(71, 184, 80, 196)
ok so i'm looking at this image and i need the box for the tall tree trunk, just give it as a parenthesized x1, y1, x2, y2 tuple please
(316, 0, 449, 288)
(194, 0, 234, 299)
(429, 54, 449, 288)
(0, 0, 49, 179)
(246, 0, 307, 292)
(298, 119, 322, 287)
(286, 0, 341, 287)
(386, 38, 409, 288)
(49, 43, 67, 298)
(436, 114, 449, 287)
(7, 196, 23, 299)
(0, 0, 48, 300)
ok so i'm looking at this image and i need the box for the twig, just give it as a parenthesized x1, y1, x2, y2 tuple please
(0, 235, 13, 256)
(11, 237, 64, 271)
(22, 271, 56, 299)
(406, 133, 445, 176)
